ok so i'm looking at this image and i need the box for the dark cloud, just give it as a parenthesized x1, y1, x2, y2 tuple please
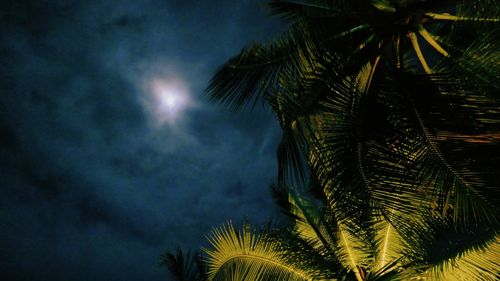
(0, 0, 284, 280)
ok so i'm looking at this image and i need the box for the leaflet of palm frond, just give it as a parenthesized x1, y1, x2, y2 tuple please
(161, 248, 207, 281)
(273, 183, 377, 272)
(272, 92, 311, 188)
(400, 215, 499, 280)
(204, 223, 318, 281)
(370, 77, 449, 219)
(321, 194, 378, 281)
(401, 74, 500, 170)
(206, 29, 318, 110)
(333, 222, 374, 281)
(411, 74, 499, 223)
(306, 171, 330, 203)
(433, 31, 500, 93)
(406, 73, 500, 131)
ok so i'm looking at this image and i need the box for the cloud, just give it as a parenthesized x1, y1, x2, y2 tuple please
(0, 0, 284, 280)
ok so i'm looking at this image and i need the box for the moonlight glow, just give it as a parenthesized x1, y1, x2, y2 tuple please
(142, 77, 191, 127)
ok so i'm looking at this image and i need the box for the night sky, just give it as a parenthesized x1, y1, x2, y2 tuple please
(0, 1, 285, 280)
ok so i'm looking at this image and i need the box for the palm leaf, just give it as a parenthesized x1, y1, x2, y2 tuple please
(207, 29, 319, 109)
(429, 235, 500, 281)
(378, 71, 500, 225)
(161, 248, 207, 281)
(401, 215, 499, 280)
(272, 184, 337, 251)
(373, 212, 404, 271)
(204, 223, 317, 281)
(434, 31, 500, 94)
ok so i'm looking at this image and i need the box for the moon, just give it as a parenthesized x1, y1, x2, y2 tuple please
(142, 77, 191, 127)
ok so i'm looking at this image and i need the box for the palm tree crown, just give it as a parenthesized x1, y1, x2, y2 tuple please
(203, 185, 499, 280)
(164, 0, 500, 280)
(207, 0, 500, 225)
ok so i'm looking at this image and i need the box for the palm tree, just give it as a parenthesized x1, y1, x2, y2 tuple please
(164, 184, 499, 280)
(161, 248, 207, 281)
(163, 1, 500, 279)
(201, 185, 499, 280)
(207, 0, 500, 225)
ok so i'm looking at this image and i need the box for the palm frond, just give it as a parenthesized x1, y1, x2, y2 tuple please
(428, 235, 500, 281)
(161, 248, 207, 281)
(401, 216, 499, 280)
(268, 0, 344, 20)
(204, 223, 316, 281)
(455, 0, 500, 21)
(363, 258, 411, 281)
(268, 56, 341, 187)
(207, 29, 319, 110)
(434, 31, 500, 93)
(379, 72, 500, 225)
(290, 193, 328, 248)
(373, 212, 403, 271)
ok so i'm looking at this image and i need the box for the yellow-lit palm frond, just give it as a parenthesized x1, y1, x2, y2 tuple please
(196, 188, 498, 281)
(335, 223, 371, 281)
(288, 191, 371, 281)
(424, 235, 500, 281)
(204, 223, 322, 281)
(288, 192, 335, 251)
(373, 212, 404, 271)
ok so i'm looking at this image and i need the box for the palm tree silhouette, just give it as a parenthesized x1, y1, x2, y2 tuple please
(207, 0, 500, 225)
(164, 1, 499, 280)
